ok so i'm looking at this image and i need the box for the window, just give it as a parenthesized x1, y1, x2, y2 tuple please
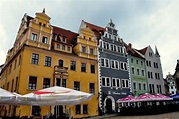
(103, 42, 106, 49)
(141, 70, 145, 76)
(14, 59, 17, 70)
(112, 78, 116, 87)
(9, 64, 12, 74)
(106, 43, 109, 50)
(114, 45, 117, 51)
(89, 83, 95, 93)
(105, 59, 110, 68)
(67, 46, 70, 52)
(133, 82, 136, 90)
(91, 64, 95, 73)
(90, 48, 94, 55)
(83, 105, 88, 114)
(74, 81, 80, 91)
(115, 61, 119, 69)
(76, 105, 81, 114)
(56, 78, 66, 87)
(31, 106, 41, 116)
(131, 58, 133, 63)
(101, 58, 105, 66)
(42, 36, 48, 44)
(102, 58, 110, 67)
(138, 83, 141, 90)
(137, 68, 140, 75)
(101, 77, 111, 87)
(45, 56, 51, 67)
(62, 37, 66, 43)
(15, 77, 18, 92)
(136, 60, 138, 64)
(43, 78, 50, 89)
(62, 79, 66, 87)
(118, 46, 122, 53)
(70, 61, 76, 71)
(81, 63, 86, 72)
(132, 67, 135, 74)
(121, 79, 129, 88)
(31, 33, 37, 41)
(111, 60, 115, 69)
(82, 46, 86, 53)
(116, 79, 120, 88)
(18, 55, 21, 66)
(31, 53, 39, 65)
(56, 44, 60, 49)
(110, 44, 114, 51)
(143, 83, 146, 90)
(11, 79, 14, 92)
(58, 59, 64, 67)
(141, 61, 143, 65)
(28, 76, 37, 90)
(62, 45, 65, 50)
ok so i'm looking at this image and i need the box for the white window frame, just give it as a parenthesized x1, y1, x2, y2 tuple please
(121, 79, 129, 88)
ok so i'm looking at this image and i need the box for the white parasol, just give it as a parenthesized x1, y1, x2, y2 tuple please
(16, 86, 93, 106)
(0, 88, 16, 105)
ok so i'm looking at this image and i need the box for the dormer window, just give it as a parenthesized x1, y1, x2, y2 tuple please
(62, 37, 66, 43)
(39, 22, 42, 25)
(42, 36, 48, 44)
(43, 24, 46, 27)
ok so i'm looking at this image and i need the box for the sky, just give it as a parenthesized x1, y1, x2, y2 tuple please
(0, 0, 178, 77)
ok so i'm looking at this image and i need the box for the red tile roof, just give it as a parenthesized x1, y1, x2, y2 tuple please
(52, 25, 78, 44)
(137, 47, 148, 55)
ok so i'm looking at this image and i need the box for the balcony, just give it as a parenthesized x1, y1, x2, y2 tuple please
(54, 65, 68, 79)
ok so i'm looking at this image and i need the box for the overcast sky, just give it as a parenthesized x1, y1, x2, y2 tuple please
(0, 0, 178, 77)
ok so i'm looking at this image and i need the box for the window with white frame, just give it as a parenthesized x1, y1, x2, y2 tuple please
(44, 56, 51, 67)
(112, 78, 116, 87)
(28, 76, 37, 90)
(105, 59, 110, 68)
(121, 79, 129, 88)
(101, 77, 111, 87)
(116, 79, 120, 87)
(31, 53, 39, 65)
(31, 33, 37, 41)
(111, 60, 115, 69)
(118, 46, 121, 53)
(101, 58, 105, 66)
(111, 44, 114, 51)
(42, 36, 48, 44)
(115, 61, 119, 69)
(106, 43, 110, 50)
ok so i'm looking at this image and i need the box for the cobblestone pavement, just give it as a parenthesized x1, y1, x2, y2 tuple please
(102, 112, 179, 119)
(88, 111, 179, 119)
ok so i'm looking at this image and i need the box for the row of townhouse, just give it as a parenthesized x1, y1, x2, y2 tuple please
(0, 10, 165, 118)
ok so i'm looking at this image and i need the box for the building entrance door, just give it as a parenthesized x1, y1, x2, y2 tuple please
(54, 105, 63, 118)
(106, 98, 112, 113)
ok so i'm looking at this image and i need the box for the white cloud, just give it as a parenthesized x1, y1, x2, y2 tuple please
(0, 0, 178, 77)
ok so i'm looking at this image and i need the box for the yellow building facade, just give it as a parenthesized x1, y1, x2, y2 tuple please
(0, 10, 99, 118)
